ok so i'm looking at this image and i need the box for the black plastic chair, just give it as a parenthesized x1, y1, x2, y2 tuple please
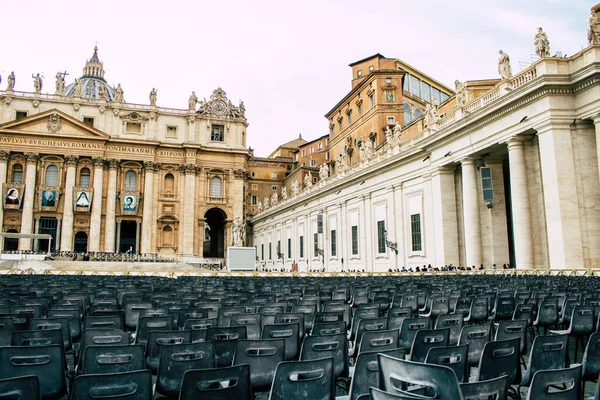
(0, 375, 40, 400)
(398, 317, 430, 351)
(0, 345, 67, 400)
(583, 332, 600, 393)
(28, 318, 74, 357)
(495, 319, 528, 355)
(377, 354, 464, 400)
(177, 308, 209, 330)
(0, 317, 14, 346)
(533, 299, 559, 335)
(354, 318, 388, 352)
(134, 315, 174, 346)
(233, 338, 285, 393)
(47, 309, 81, 343)
(124, 301, 153, 331)
(231, 313, 262, 340)
(347, 348, 406, 400)
(369, 387, 416, 399)
(179, 364, 252, 400)
(476, 337, 521, 398)
(217, 306, 247, 327)
(312, 321, 346, 337)
(83, 314, 124, 331)
(460, 375, 509, 400)
(526, 364, 582, 400)
(145, 330, 191, 373)
(409, 328, 449, 363)
(262, 323, 300, 361)
(206, 326, 247, 367)
(81, 344, 145, 375)
(71, 370, 153, 400)
(187, 317, 218, 342)
(274, 312, 306, 339)
(464, 297, 488, 323)
(155, 342, 215, 398)
(520, 334, 568, 387)
(300, 333, 349, 379)
(550, 305, 595, 361)
(435, 313, 463, 346)
(425, 344, 469, 383)
(269, 357, 335, 400)
(12, 329, 63, 349)
(386, 307, 412, 331)
(458, 323, 492, 367)
(358, 329, 400, 356)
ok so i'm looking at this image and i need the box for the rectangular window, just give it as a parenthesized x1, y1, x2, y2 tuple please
(387, 116, 395, 125)
(440, 92, 450, 103)
(271, 173, 277, 178)
(251, 195, 257, 205)
(481, 167, 494, 201)
(411, 214, 422, 252)
(15, 111, 28, 120)
(83, 117, 95, 127)
(409, 75, 421, 97)
(271, 185, 278, 191)
(210, 124, 225, 141)
(314, 233, 319, 255)
(302, 149, 306, 157)
(431, 87, 442, 104)
(325, 138, 329, 146)
(403, 75, 409, 91)
(166, 126, 177, 138)
(369, 66, 374, 72)
(12, 170, 23, 184)
(377, 220, 386, 254)
(126, 122, 142, 133)
(386, 77, 392, 84)
(269, 243, 272, 260)
(310, 160, 315, 167)
(338, 119, 343, 132)
(358, 103, 363, 116)
(277, 240, 281, 258)
(310, 146, 314, 154)
(351, 226, 359, 255)
(421, 82, 431, 103)
(357, 70, 362, 78)
(318, 143, 322, 150)
(261, 244, 264, 260)
(331, 229, 337, 257)
(325, 152, 330, 160)
(287, 238, 291, 259)
(369, 95, 375, 108)
(299, 236, 304, 258)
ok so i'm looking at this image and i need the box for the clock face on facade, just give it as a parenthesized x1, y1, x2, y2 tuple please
(211, 100, 226, 115)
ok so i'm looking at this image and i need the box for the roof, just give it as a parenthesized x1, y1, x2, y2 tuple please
(348, 53, 387, 67)
(298, 133, 329, 147)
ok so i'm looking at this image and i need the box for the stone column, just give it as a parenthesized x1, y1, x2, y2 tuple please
(537, 121, 584, 269)
(135, 222, 141, 254)
(34, 217, 40, 252)
(88, 158, 104, 252)
(19, 153, 38, 251)
(363, 193, 373, 272)
(181, 164, 197, 256)
(60, 156, 78, 252)
(55, 218, 62, 251)
(0, 151, 9, 249)
(116, 220, 122, 253)
(321, 209, 328, 271)
(140, 162, 156, 254)
(431, 167, 459, 266)
(461, 157, 482, 268)
(592, 115, 600, 184)
(507, 137, 534, 269)
(103, 160, 119, 253)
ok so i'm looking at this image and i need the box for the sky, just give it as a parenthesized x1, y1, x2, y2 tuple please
(1, 0, 592, 157)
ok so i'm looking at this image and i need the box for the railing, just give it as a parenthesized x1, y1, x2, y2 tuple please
(511, 65, 538, 90)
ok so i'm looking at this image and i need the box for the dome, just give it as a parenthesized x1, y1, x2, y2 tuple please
(63, 46, 118, 101)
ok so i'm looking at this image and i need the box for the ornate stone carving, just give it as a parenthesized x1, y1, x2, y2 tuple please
(281, 187, 288, 200)
(6, 71, 15, 91)
(112, 107, 121, 117)
(0, 151, 9, 161)
(303, 174, 313, 190)
(231, 217, 246, 246)
(149, 88, 157, 106)
(233, 169, 245, 179)
(195, 88, 244, 119)
(120, 112, 149, 122)
(188, 91, 198, 111)
(319, 163, 329, 181)
(424, 101, 440, 127)
(589, 9, 600, 45)
(25, 153, 39, 164)
(64, 155, 78, 166)
(3, 97, 12, 107)
(263, 196, 270, 210)
(336, 152, 348, 172)
(32, 100, 40, 109)
(257, 202, 263, 213)
(186, 114, 196, 124)
(32, 73, 43, 93)
(179, 163, 198, 175)
(73, 103, 80, 112)
(55, 72, 65, 95)
(498, 50, 512, 81)
(107, 159, 119, 170)
(271, 191, 278, 206)
(92, 157, 105, 168)
(455, 80, 468, 108)
(47, 113, 63, 134)
(534, 27, 550, 59)
(149, 112, 157, 121)
(291, 180, 300, 196)
(99, 106, 106, 114)
(113, 83, 124, 103)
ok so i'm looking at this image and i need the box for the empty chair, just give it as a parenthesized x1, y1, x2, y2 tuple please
(458, 323, 492, 367)
(145, 330, 191, 373)
(0, 345, 67, 400)
(425, 344, 469, 383)
(300, 333, 349, 379)
(0, 375, 40, 400)
(476, 337, 521, 397)
(354, 317, 388, 352)
(409, 328, 449, 363)
(358, 329, 400, 356)
(386, 307, 412, 331)
(217, 306, 247, 327)
(347, 348, 406, 400)
(81, 344, 145, 375)
(71, 370, 153, 400)
(520, 334, 568, 387)
(550, 305, 595, 360)
(231, 313, 261, 340)
(274, 312, 306, 339)
(269, 357, 335, 400)
(12, 329, 63, 349)
(435, 313, 463, 346)
(420, 296, 450, 319)
(187, 317, 219, 342)
(378, 354, 464, 400)
(583, 332, 600, 393)
(465, 297, 488, 323)
(262, 323, 300, 360)
(398, 317, 430, 351)
(124, 301, 153, 331)
(312, 321, 346, 337)
(0, 317, 14, 346)
(134, 315, 173, 345)
(47, 309, 81, 343)
(526, 364, 582, 400)
(495, 319, 528, 355)
(206, 326, 247, 368)
(460, 375, 509, 400)
(83, 314, 124, 331)
(176, 308, 208, 329)
(533, 299, 559, 334)
(28, 318, 73, 356)
(155, 342, 215, 398)
(179, 364, 252, 400)
(492, 296, 515, 321)
(233, 339, 285, 393)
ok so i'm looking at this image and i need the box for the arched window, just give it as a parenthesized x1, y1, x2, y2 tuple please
(79, 168, 91, 187)
(125, 170, 137, 192)
(45, 165, 59, 186)
(210, 176, 222, 198)
(164, 173, 174, 194)
(163, 226, 173, 246)
(11, 164, 23, 184)
(403, 102, 412, 125)
(414, 108, 423, 119)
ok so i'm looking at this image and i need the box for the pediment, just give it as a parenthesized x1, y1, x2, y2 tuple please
(0, 109, 109, 140)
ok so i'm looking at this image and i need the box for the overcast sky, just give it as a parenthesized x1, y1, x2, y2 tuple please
(1, 0, 591, 156)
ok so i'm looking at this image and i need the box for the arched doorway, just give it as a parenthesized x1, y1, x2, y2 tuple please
(3, 229, 18, 252)
(74, 231, 88, 253)
(203, 208, 226, 258)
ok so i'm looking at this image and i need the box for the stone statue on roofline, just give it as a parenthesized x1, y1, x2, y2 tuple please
(114, 83, 124, 103)
(231, 217, 246, 246)
(257, 202, 263, 213)
(6, 72, 15, 91)
(588, 8, 600, 45)
(534, 27, 551, 58)
(304, 173, 313, 189)
(319, 163, 329, 181)
(291, 180, 300, 196)
(498, 50, 512, 81)
(424, 100, 440, 128)
(393, 122, 402, 143)
(32, 73, 43, 93)
(188, 91, 198, 111)
(55, 72, 65, 94)
(271, 191, 278, 206)
(281, 186, 288, 200)
(263, 196, 270, 210)
(455, 80, 468, 108)
(149, 88, 157, 106)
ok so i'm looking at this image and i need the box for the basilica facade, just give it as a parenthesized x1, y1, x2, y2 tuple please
(0, 47, 249, 262)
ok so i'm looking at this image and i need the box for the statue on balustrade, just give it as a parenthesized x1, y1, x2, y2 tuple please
(291, 180, 300, 196)
(149, 88, 157, 106)
(534, 27, 551, 58)
(188, 91, 198, 111)
(257, 202, 263, 213)
(424, 101, 440, 128)
(72, 79, 82, 97)
(263, 196, 270, 210)
(114, 84, 124, 103)
(455, 80, 468, 108)
(337, 152, 348, 172)
(6, 72, 15, 91)
(231, 217, 246, 246)
(303, 174, 313, 189)
(55, 72, 65, 94)
(98, 82, 106, 100)
(498, 50, 512, 81)
(32, 73, 43, 92)
(281, 186, 288, 200)
(393, 122, 402, 143)
(589, 10, 600, 45)
(319, 163, 329, 181)
(271, 191, 278, 206)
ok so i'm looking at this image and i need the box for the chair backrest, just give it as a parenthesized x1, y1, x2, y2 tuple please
(300, 333, 348, 378)
(82, 344, 145, 375)
(369, 387, 425, 399)
(378, 354, 464, 400)
(348, 348, 406, 400)
(386, 307, 412, 331)
(269, 357, 335, 400)
(230, 313, 261, 340)
(177, 308, 208, 330)
(291, 305, 316, 331)
(145, 330, 191, 373)
(535, 300, 558, 326)
(570, 305, 595, 335)
(135, 315, 173, 345)
(493, 296, 515, 321)
(233, 338, 285, 392)
(582, 332, 600, 382)
(261, 322, 300, 360)
(425, 344, 469, 383)
(206, 326, 247, 368)
(526, 364, 582, 400)
(155, 342, 215, 398)
(179, 364, 252, 400)
(83, 315, 124, 331)
(274, 313, 306, 339)
(124, 301, 153, 331)
(495, 319, 527, 354)
(435, 313, 463, 346)
(71, 370, 153, 400)
(358, 329, 400, 356)
(47, 309, 81, 342)
(217, 306, 247, 327)
(458, 323, 492, 367)
(410, 328, 449, 363)
(468, 297, 488, 322)
(460, 375, 509, 400)
(398, 317, 430, 350)
(477, 337, 521, 384)
(0, 345, 67, 400)
(355, 317, 388, 350)
(0, 375, 40, 400)
(186, 317, 218, 342)
(324, 303, 351, 330)
(12, 329, 63, 349)
(0, 317, 14, 346)
(29, 318, 72, 352)
(522, 334, 569, 386)
(311, 321, 346, 337)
